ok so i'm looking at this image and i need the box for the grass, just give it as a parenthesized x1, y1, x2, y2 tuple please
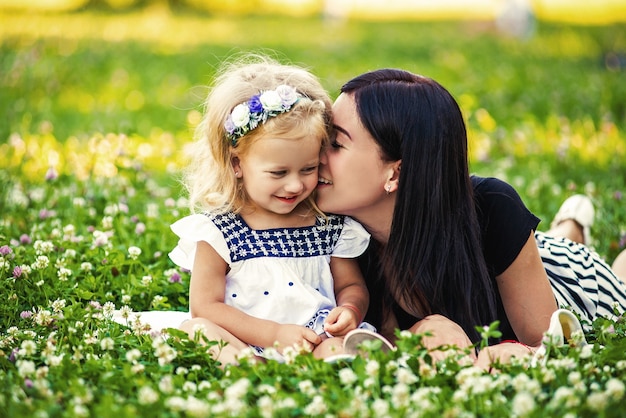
(1, 6, 626, 417)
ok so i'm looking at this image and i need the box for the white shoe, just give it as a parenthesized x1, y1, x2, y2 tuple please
(550, 194, 594, 245)
(531, 308, 588, 366)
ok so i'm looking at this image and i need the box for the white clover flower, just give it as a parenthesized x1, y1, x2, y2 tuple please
(339, 367, 358, 386)
(80, 262, 93, 272)
(606, 378, 625, 400)
(34, 240, 54, 254)
(371, 399, 389, 416)
(92, 230, 109, 247)
(153, 339, 177, 366)
(580, 344, 594, 359)
(392, 383, 410, 408)
(17, 359, 36, 377)
(32, 255, 50, 270)
(303, 395, 327, 416)
(298, 379, 315, 397)
(176, 366, 189, 375)
(131, 364, 145, 374)
(63, 248, 77, 258)
(46, 354, 64, 367)
(73, 197, 86, 207)
(365, 359, 380, 377)
(19, 264, 32, 276)
(165, 396, 186, 411)
(182, 381, 197, 393)
(100, 337, 114, 351)
(151, 295, 165, 308)
(225, 378, 251, 400)
(128, 246, 142, 260)
(141, 275, 152, 286)
(103, 205, 118, 216)
(230, 103, 251, 128)
(51, 299, 66, 313)
(281, 346, 298, 364)
(125, 348, 141, 363)
(57, 267, 72, 281)
(33, 309, 53, 326)
(586, 391, 609, 411)
(257, 395, 274, 418)
(512, 392, 536, 416)
(138, 386, 159, 405)
(102, 301, 115, 317)
(19, 340, 37, 356)
(396, 367, 418, 385)
(73, 404, 88, 417)
(186, 396, 210, 417)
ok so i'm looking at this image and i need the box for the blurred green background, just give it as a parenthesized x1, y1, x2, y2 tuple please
(1, 0, 626, 260)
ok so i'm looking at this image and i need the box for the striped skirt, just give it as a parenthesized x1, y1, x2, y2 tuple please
(536, 231, 626, 330)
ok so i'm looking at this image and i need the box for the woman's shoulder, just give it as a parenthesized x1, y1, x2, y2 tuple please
(471, 175, 518, 196)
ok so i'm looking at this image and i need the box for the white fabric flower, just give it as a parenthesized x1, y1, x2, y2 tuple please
(259, 90, 283, 111)
(275, 84, 298, 107)
(230, 104, 251, 128)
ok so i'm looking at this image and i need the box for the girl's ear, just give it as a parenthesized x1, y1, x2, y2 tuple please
(385, 160, 402, 193)
(231, 155, 242, 178)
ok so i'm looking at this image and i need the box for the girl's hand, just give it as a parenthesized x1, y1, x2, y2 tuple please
(272, 324, 322, 353)
(323, 306, 359, 337)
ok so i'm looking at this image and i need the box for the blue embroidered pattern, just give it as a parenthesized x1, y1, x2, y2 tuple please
(205, 213, 345, 262)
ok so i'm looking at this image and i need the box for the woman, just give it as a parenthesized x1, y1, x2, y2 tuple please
(316, 68, 626, 362)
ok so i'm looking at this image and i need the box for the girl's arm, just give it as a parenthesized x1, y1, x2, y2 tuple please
(495, 231, 557, 347)
(323, 256, 370, 337)
(190, 241, 321, 350)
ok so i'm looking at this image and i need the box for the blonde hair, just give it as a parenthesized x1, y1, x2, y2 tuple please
(183, 55, 332, 215)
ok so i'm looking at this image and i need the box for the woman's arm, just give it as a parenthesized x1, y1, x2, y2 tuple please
(495, 231, 557, 347)
(323, 256, 370, 336)
(190, 241, 321, 350)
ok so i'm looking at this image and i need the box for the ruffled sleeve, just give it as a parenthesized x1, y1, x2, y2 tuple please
(168, 214, 231, 270)
(332, 216, 371, 258)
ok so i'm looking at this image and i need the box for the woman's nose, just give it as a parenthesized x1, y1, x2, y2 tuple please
(319, 149, 328, 165)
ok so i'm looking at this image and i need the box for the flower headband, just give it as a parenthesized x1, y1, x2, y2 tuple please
(224, 84, 301, 146)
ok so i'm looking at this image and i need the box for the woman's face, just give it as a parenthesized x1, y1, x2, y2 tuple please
(317, 92, 394, 219)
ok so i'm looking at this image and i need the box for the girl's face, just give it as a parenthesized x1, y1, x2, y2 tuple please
(234, 133, 320, 218)
(317, 93, 394, 219)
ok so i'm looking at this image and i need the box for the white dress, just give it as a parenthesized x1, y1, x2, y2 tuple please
(168, 212, 371, 338)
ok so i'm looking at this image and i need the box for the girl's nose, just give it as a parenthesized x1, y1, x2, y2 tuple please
(284, 177, 305, 194)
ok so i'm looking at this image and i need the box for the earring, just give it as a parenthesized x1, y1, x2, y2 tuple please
(235, 171, 239, 177)
(385, 185, 391, 195)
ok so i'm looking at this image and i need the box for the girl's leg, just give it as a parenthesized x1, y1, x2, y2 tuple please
(546, 194, 594, 245)
(546, 219, 584, 244)
(612, 249, 626, 282)
(180, 317, 248, 365)
(312, 337, 344, 359)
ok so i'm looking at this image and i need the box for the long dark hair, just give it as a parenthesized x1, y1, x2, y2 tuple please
(342, 69, 497, 342)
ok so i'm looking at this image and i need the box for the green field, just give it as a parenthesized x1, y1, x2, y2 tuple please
(2, 7, 626, 417)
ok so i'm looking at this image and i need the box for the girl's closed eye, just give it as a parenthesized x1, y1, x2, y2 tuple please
(301, 166, 318, 174)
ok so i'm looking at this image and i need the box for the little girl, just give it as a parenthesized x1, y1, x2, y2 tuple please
(169, 56, 374, 364)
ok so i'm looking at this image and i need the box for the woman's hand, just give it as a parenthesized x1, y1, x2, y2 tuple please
(271, 324, 322, 354)
(409, 314, 476, 362)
